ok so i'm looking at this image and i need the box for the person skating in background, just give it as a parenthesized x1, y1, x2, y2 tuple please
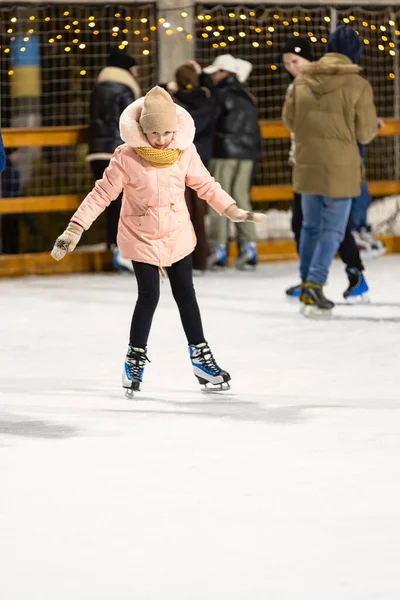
(86, 47, 141, 272)
(201, 54, 262, 270)
(351, 138, 386, 259)
(283, 26, 378, 317)
(282, 36, 370, 303)
(165, 61, 219, 272)
(51, 87, 266, 396)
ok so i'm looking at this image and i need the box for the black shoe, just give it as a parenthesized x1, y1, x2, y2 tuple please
(300, 283, 334, 312)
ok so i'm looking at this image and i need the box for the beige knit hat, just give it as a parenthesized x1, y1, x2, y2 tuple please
(139, 86, 178, 134)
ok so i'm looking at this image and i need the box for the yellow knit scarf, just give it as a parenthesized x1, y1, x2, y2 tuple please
(135, 147, 183, 168)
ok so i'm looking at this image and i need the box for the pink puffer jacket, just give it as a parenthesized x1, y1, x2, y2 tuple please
(71, 98, 235, 267)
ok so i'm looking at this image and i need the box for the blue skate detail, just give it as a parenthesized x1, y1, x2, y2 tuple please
(344, 268, 369, 301)
(208, 244, 227, 267)
(236, 242, 258, 269)
(286, 283, 302, 298)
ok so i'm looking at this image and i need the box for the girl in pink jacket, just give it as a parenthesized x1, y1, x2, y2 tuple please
(51, 86, 265, 396)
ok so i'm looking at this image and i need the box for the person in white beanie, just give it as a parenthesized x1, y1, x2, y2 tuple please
(202, 55, 262, 270)
(51, 86, 266, 397)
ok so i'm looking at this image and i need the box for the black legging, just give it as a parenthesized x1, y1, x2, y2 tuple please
(130, 255, 205, 349)
(292, 193, 364, 272)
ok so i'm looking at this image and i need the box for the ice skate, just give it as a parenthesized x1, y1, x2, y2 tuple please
(285, 283, 302, 301)
(207, 245, 227, 269)
(122, 346, 150, 399)
(236, 242, 258, 270)
(352, 230, 373, 261)
(343, 267, 370, 304)
(300, 284, 334, 319)
(113, 248, 134, 273)
(359, 228, 386, 259)
(189, 342, 231, 392)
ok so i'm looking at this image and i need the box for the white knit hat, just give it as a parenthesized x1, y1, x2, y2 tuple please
(203, 54, 238, 75)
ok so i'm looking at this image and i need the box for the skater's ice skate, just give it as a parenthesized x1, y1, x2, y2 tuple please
(189, 342, 231, 392)
(236, 242, 258, 270)
(207, 245, 227, 269)
(359, 228, 386, 259)
(285, 283, 301, 301)
(343, 267, 370, 303)
(113, 248, 134, 273)
(122, 346, 150, 399)
(300, 283, 334, 319)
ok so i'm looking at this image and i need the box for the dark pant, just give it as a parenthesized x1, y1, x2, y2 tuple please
(185, 186, 208, 271)
(291, 192, 364, 272)
(130, 255, 205, 348)
(90, 159, 122, 248)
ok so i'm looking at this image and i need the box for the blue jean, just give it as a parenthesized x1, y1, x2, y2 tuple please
(300, 195, 352, 285)
(350, 180, 371, 231)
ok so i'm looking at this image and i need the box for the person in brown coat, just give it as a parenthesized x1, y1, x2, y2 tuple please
(282, 26, 377, 317)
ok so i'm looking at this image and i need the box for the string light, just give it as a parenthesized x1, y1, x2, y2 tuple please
(73, 21, 79, 25)
(73, 39, 79, 44)
(343, 18, 350, 24)
(267, 40, 273, 45)
(88, 16, 95, 21)
(20, 47, 26, 52)
(8, 69, 14, 76)
(324, 16, 331, 23)
(186, 34, 193, 40)
(7, 29, 13, 34)
(45, 17, 51, 22)
(218, 25, 225, 31)
(229, 13, 235, 18)
(79, 43, 86, 49)
(4, 48, 10, 53)
(205, 15, 212, 20)
(141, 18, 148, 23)
(112, 27, 119, 32)
(202, 33, 208, 38)
(112, 32, 118, 37)
(181, 12, 188, 18)
(363, 39, 370, 45)
(255, 27, 261, 33)
(273, 14, 280, 20)
(10, 17, 17, 23)
(49, 38, 55, 43)
(122, 40, 128, 46)
(249, 11, 256, 17)
(389, 20, 395, 27)
(390, 50, 396, 56)
(166, 29, 173, 35)
(205, 26, 212, 31)
(371, 25, 377, 31)
(93, 30, 99, 35)
(382, 36, 388, 41)
(75, 29, 80, 34)
(80, 70, 86, 76)
(212, 43, 218, 49)
(123, 29, 128, 34)
(142, 49, 150, 55)
(362, 22, 368, 27)
(292, 18, 298, 23)
(268, 27, 274, 32)
(283, 21, 289, 26)
(23, 37, 29, 42)
(64, 46, 71, 52)
(159, 17, 166, 23)
(125, 16, 132, 21)
(293, 32, 300, 37)
(64, 11, 69, 16)
(56, 35, 62, 39)
(115, 13, 121, 18)
(390, 42, 395, 47)
(271, 65, 277, 71)
(119, 44, 125, 50)
(29, 16, 35, 20)
(177, 27, 183, 32)
(150, 26, 156, 31)
(252, 42, 259, 48)
(89, 23, 95, 28)
(134, 30, 140, 35)
(65, 25, 71, 30)
(240, 14, 246, 20)
(389, 73, 395, 79)
(350, 16, 355, 21)
(321, 37, 328, 43)
(220, 42, 227, 47)
(28, 29, 34, 34)
(228, 36, 234, 42)
(239, 32, 246, 37)
(213, 31, 220, 37)
(310, 36, 317, 43)
(378, 44, 384, 51)
(381, 25, 387, 31)
(305, 17, 311, 22)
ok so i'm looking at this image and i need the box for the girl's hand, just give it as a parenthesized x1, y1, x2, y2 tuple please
(224, 204, 267, 224)
(166, 81, 178, 94)
(51, 222, 84, 261)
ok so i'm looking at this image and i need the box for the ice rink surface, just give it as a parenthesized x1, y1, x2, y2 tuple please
(1, 256, 400, 599)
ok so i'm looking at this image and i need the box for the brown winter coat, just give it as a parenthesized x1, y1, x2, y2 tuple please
(282, 53, 377, 198)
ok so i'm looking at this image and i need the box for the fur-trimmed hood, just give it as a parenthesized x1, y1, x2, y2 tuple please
(97, 66, 141, 99)
(119, 96, 196, 150)
(299, 53, 362, 96)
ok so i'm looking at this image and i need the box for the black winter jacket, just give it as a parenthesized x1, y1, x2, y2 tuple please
(208, 75, 262, 161)
(173, 87, 218, 164)
(87, 67, 140, 160)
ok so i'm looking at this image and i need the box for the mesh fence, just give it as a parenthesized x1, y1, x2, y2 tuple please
(194, 4, 400, 191)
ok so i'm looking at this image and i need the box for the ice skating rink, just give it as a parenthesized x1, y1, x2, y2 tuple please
(1, 255, 400, 600)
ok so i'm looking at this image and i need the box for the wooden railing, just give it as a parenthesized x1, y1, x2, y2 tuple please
(1, 119, 400, 216)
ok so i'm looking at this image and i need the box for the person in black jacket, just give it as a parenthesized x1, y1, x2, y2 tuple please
(167, 62, 218, 271)
(202, 54, 262, 269)
(87, 47, 141, 270)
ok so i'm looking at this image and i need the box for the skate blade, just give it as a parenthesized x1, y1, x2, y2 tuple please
(286, 294, 300, 303)
(201, 382, 231, 393)
(125, 388, 135, 399)
(344, 293, 370, 305)
(302, 305, 332, 319)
